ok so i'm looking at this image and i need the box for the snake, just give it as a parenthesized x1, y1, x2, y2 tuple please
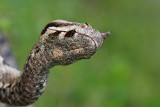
(0, 20, 110, 106)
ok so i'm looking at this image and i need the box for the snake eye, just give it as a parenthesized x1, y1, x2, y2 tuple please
(48, 31, 61, 39)
(65, 30, 76, 37)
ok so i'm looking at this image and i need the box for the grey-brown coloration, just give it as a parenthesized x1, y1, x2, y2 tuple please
(0, 20, 110, 106)
(0, 33, 32, 107)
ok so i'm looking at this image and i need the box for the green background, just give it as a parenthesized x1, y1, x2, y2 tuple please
(0, 0, 160, 107)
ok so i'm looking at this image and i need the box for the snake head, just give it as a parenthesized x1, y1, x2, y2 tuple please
(40, 20, 110, 65)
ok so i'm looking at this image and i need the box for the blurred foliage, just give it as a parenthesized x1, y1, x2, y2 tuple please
(0, 0, 160, 107)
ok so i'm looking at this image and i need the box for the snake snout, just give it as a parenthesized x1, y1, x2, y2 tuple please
(101, 31, 110, 39)
(90, 31, 110, 50)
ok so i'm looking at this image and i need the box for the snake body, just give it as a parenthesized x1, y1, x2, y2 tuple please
(0, 33, 32, 107)
(0, 20, 110, 106)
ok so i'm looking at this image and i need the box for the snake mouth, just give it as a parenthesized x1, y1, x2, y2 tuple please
(82, 34, 98, 53)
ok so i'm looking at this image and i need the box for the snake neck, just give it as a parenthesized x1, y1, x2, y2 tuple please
(0, 41, 56, 106)
(0, 33, 33, 107)
(21, 41, 56, 105)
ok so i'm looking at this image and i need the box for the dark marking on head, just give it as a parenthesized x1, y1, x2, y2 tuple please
(65, 30, 76, 37)
(41, 22, 74, 35)
(49, 31, 61, 39)
(85, 23, 89, 26)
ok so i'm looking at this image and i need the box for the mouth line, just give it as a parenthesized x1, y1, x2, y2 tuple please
(83, 34, 97, 53)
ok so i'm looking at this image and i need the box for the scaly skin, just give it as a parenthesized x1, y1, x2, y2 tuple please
(0, 32, 32, 107)
(0, 20, 110, 106)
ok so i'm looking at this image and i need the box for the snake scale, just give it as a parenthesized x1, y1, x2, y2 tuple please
(0, 20, 110, 106)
